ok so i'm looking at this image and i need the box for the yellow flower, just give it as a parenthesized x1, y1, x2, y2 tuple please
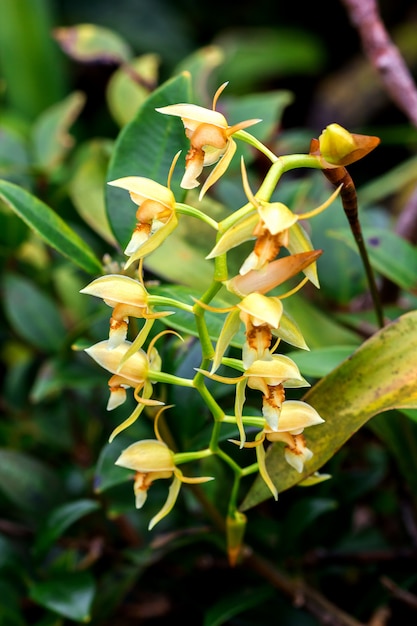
(312, 123, 380, 167)
(108, 175, 177, 269)
(156, 83, 261, 198)
(84, 339, 162, 412)
(115, 439, 213, 529)
(80, 274, 173, 348)
(207, 158, 340, 286)
(231, 400, 324, 500)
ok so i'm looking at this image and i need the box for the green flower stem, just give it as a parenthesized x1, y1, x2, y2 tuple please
(148, 295, 194, 314)
(223, 415, 265, 428)
(195, 373, 225, 422)
(193, 280, 224, 360)
(241, 462, 261, 477)
(175, 202, 219, 230)
(234, 129, 279, 163)
(148, 370, 194, 387)
(214, 251, 228, 283)
(219, 154, 323, 233)
(174, 448, 213, 465)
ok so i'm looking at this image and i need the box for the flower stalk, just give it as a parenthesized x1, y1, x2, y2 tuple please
(81, 83, 381, 563)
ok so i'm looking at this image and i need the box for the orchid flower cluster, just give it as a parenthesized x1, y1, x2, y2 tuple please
(81, 83, 379, 563)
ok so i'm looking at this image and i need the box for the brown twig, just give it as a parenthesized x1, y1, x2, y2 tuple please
(380, 576, 417, 611)
(244, 547, 367, 626)
(339, 0, 417, 127)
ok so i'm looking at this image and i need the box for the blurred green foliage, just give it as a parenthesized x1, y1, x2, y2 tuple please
(1, 0, 417, 624)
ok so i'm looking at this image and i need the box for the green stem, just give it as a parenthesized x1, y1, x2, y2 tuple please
(219, 154, 323, 232)
(148, 370, 194, 387)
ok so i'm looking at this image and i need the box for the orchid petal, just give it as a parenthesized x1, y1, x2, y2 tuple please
(156, 103, 228, 128)
(124, 213, 179, 269)
(256, 441, 278, 500)
(235, 378, 248, 447)
(199, 138, 237, 200)
(115, 439, 175, 473)
(148, 474, 182, 530)
(80, 275, 148, 308)
(108, 176, 175, 209)
(206, 213, 258, 259)
(211, 309, 241, 374)
(225, 250, 323, 297)
(274, 400, 325, 432)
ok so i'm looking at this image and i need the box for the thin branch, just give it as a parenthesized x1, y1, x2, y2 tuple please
(244, 547, 367, 626)
(340, 0, 417, 127)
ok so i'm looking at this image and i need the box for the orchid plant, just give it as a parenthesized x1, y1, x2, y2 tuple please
(80, 81, 382, 565)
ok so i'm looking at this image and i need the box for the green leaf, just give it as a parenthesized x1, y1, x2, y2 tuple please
(0, 126, 31, 187)
(105, 72, 192, 248)
(329, 227, 417, 291)
(240, 310, 417, 510)
(285, 345, 356, 378)
(203, 586, 274, 626)
(94, 437, 135, 493)
(215, 27, 325, 91)
(53, 23, 132, 64)
(0, 179, 102, 274)
(34, 499, 100, 556)
(68, 139, 117, 246)
(0, 0, 66, 119)
(281, 293, 362, 349)
(106, 54, 160, 127)
(3, 274, 67, 352)
(29, 571, 96, 622)
(31, 92, 86, 172)
(224, 90, 294, 150)
(0, 448, 63, 515)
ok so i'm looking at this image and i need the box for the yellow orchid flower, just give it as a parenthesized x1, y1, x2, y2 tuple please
(115, 438, 213, 529)
(156, 83, 261, 199)
(80, 274, 173, 349)
(207, 158, 341, 286)
(108, 154, 180, 268)
(230, 400, 324, 500)
(84, 339, 162, 412)
(198, 353, 309, 444)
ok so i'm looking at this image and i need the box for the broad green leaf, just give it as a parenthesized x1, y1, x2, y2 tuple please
(281, 293, 361, 349)
(94, 436, 136, 493)
(285, 346, 356, 378)
(3, 274, 67, 352)
(204, 586, 274, 626)
(0, 179, 102, 274)
(0, 126, 31, 187)
(31, 92, 86, 172)
(0, 448, 63, 514)
(240, 310, 417, 510)
(106, 54, 160, 127)
(215, 27, 325, 91)
(0, 0, 66, 119)
(174, 45, 225, 92)
(358, 154, 417, 207)
(53, 23, 132, 63)
(224, 90, 294, 150)
(29, 571, 96, 622)
(34, 499, 100, 556)
(68, 139, 117, 246)
(105, 72, 192, 248)
(329, 227, 417, 291)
